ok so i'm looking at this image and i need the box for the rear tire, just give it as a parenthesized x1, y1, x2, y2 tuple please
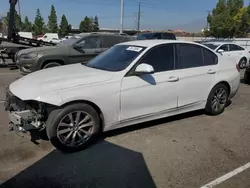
(46, 103, 101, 153)
(205, 84, 229, 116)
(43, 62, 61, 69)
(239, 58, 247, 69)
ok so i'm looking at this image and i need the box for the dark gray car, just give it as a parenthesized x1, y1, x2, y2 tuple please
(16, 33, 135, 75)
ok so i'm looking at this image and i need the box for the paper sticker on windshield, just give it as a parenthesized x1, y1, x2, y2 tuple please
(126, 46, 143, 52)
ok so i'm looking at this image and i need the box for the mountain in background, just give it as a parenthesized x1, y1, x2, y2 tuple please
(171, 17, 207, 32)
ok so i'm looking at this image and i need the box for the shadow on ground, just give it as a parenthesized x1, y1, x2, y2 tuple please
(240, 78, 250, 85)
(0, 141, 156, 188)
(1, 110, 207, 188)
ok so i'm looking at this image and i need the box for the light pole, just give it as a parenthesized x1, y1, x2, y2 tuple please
(120, 0, 124, 33)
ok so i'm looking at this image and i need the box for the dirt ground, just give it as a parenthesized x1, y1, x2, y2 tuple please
(0, 68, 250, 188)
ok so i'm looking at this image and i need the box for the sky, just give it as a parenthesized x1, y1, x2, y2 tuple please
(0, 0, 246, 31)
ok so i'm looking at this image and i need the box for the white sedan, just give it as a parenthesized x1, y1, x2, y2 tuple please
(203, 42, 250, 69)
(5, 40, 240, 152)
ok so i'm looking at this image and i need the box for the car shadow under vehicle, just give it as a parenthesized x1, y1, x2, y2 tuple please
(29, 109, 206, 145)
(0, 141, 157, 188)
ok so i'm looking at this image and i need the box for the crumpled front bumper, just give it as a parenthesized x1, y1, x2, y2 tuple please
(5, 89, 38, 132)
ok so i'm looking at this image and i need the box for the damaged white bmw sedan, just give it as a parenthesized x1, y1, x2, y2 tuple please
(5, 40, 240, 152)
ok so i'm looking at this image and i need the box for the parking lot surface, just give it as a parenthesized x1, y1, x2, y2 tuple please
(0, 68, 250, 188)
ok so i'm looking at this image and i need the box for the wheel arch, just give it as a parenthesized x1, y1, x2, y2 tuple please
(60, 100, 105, 131)
(213, 81, 231, 95)
(40, 58, 65, 69)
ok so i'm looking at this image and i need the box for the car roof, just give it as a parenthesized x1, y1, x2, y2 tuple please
(118, 40, 202, 48)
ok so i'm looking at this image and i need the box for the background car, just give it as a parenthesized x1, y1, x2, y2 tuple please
(136, 32, 176, 40)
(203, 42, 250, 69)
(244, 65, 250, 84)
(16, 32, 135, 75)
(49, 38, 62, 44)
(6, 40, 240, 152)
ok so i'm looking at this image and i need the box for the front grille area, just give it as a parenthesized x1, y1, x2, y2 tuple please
(5, 89, 26, 111)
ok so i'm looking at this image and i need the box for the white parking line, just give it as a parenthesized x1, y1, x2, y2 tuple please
(200, 162, 250, 188)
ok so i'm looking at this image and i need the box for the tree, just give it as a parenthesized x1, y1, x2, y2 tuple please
(92, 15, 99, 32)
(33, 9, 45, 35)
(79, 16, 92, 32)
(47, 5, 58, 33)
(208, 0, 235, 38)
(227, 0, 244, 16)
(59, 14, 69, 37)
(22, 16, 32, 32)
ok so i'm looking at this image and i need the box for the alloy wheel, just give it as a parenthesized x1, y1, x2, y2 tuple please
(211, 88, 227, 113)
(56, 111, 94, 147)
(239, 59, 246, 69)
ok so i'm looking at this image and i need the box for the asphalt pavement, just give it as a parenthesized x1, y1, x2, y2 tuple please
(0, 68, 249, 188)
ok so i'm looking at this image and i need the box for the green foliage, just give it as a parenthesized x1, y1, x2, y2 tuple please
(59, 14, 69, 37)
(93, 15, 99, 32)
(22, 16, 32, 32)
(208, 0, 250, 38)
(47, 5, 58, 33)
(33, 9, 45, 35)
(79, 16, 100, 32)
(79, 16, 92, 32)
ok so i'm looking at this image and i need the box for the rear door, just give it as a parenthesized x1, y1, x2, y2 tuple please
(175, 43, 218, 107)
(69, 36, 102, 64)
(228, 44, 245, 62)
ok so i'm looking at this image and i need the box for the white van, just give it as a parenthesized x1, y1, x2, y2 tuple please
(37, 33, 59, 42)
(18, 32, 33, 39)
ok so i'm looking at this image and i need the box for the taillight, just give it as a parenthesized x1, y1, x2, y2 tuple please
(236, 64, 240, 72)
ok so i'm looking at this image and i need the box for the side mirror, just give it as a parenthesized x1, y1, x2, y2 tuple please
(135, 63, 154, 75)
(217, 49, 224, 53)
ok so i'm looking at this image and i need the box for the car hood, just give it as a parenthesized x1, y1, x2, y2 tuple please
(17, 46, 57, 57)
(9, 64, 115, 101)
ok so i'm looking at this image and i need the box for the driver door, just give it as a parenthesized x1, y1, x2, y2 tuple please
(120, 44, 178, 121)
(69, 36, 102, 64)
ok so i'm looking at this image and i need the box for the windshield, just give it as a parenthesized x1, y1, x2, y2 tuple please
(203, 43, 220, 50)
(137, 33, 154, 40)
(85, 45, 146, 71)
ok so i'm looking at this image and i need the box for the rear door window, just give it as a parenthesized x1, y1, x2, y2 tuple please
(177, 43, 203, 69)
(229, 44, 245, 51)
(102, 35, 124, 48)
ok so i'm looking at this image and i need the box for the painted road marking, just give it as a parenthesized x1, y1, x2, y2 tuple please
(200, 162, 250, 188)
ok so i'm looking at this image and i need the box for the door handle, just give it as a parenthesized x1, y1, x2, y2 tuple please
(167, 76, 179, 82)
(207, 69, 216, 74)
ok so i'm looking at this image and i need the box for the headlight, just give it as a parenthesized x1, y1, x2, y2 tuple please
(21, 53, 38, 59)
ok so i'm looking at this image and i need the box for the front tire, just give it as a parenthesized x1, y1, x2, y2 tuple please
(46, 103, 101, 152)
(205, 84, 229, 116)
